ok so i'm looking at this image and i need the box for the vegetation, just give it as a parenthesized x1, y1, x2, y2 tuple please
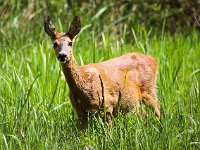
(0, 1, 200, 149)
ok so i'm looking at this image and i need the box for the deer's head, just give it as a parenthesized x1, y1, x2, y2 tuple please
(44, 16, 81, 63)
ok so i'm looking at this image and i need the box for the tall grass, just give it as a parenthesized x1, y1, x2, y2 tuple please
(0, 1, 200, 150)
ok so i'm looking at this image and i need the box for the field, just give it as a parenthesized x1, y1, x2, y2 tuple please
(0, 1, 200, 149)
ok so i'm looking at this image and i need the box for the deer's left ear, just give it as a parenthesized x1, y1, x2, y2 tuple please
(67, 16, 81, 40)
(44, 16, 56, 38)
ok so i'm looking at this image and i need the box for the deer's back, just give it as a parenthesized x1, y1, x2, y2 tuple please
(82, 52, 158, 89)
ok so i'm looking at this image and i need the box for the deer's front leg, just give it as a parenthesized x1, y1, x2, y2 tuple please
(77, 112, 88, 130)
(69, 92, 88, 129)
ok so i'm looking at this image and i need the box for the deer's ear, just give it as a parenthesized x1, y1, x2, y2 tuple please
(67, 16, 81, 40)
(44, 16, 56, 38)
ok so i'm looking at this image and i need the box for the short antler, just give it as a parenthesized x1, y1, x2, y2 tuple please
(67, 16, 81, 40)
(44, 16, 56, 38)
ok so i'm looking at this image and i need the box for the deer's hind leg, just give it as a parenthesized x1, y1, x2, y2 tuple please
(142, 91, 160, 118)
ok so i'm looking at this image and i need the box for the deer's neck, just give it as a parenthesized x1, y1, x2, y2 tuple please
(61, 55, 86, 93)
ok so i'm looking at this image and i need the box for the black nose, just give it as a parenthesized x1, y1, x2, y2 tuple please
(57, 53, 67, 62)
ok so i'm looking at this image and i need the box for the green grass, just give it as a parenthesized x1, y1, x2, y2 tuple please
(0, 2, 200, 149)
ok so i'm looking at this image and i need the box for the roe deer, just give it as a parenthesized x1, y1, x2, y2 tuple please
(44, 16, 160, 129)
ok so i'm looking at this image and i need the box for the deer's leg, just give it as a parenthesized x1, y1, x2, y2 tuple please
(69, 92, 88, 129)
(101, 103, 113, 128)
(142, 92, 160, 118)
(106, 112, 112, 128)
(77, 112, 88, 130)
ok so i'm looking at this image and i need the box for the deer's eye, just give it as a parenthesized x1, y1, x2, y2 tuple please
(68, 42, 73, 47)
(53, 42, 59, 48)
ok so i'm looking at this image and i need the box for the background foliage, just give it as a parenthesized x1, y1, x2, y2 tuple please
(0, 0, 200, 149)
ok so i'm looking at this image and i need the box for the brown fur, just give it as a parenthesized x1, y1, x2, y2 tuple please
(44, 16, 160, 129)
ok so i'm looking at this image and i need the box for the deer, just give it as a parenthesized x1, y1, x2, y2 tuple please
(44, 16, 160, 129)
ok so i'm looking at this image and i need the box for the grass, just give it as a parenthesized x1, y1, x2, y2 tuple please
(0, 2, 200, 150)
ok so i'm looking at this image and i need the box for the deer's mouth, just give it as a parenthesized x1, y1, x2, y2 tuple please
(57, 53, 68, 63)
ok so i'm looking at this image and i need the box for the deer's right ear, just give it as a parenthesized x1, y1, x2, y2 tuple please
(44, 16, 56, 38)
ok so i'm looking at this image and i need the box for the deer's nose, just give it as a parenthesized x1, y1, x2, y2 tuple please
(57, 52, 67, 63)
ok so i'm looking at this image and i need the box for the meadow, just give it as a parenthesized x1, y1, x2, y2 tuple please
(0, 1, 200, 149)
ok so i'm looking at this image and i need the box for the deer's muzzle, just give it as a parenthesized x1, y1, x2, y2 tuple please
(57, 52, 68, 63)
